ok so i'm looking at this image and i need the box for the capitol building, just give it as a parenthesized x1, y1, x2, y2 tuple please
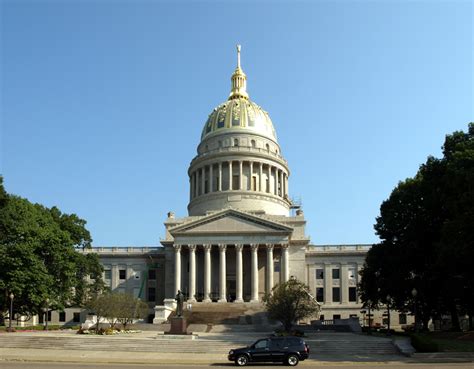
(47, 47, 409, 329)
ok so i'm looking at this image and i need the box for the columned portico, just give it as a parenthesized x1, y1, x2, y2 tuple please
(235, 244, 244, 302)
(188, 244, 197, 302)
(250, 243, 259, 303)
(266, 244, 274, 294)
(203, 244, 212, 302)
(218, 244, 227, 302)
(174, 244, 182, 294)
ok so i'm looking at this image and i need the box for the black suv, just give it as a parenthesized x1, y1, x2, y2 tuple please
(228, 336, 309, 366)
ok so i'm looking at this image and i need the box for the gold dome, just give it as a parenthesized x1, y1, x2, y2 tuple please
(200, 45, 277, 142)
(201, 98, 277, 141)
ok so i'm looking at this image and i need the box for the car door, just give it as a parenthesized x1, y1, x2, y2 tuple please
(269, 338, 286, 362)
(250, 339, 271, 362)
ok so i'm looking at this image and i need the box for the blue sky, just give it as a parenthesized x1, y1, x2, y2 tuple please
(1, 0, 473, 246)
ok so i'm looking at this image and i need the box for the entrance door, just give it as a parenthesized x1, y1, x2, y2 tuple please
(227, 279, 236, 302)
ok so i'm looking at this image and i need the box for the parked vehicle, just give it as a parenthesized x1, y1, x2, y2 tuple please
(228, 336, 309, 366)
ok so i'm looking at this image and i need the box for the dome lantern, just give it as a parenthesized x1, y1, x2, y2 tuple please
(228, 45, 249, 100)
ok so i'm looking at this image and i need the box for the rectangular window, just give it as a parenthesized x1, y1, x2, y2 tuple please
(316, 288, 324, 302)
(47, 311, 52, 321)
(315, 269, 324, 279)
(332, 268, 340, 279)
(119, 269, 126, 280)
(348, 267, 357, 280)
(399, 313, 407, 325)
(104, 270, 112, 280)
(148, 269, 156, 280)
(333, 314, 341, 320)
(73, 312, 81, 323)
(319, 314, 325, 321)
(349, 287, 357, 302)
(148, 287, 156, 302)
(59, 311, 66, 322)
(332, 287, 340, 302)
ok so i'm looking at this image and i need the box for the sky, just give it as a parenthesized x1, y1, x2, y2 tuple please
(1, 0, 473, 247)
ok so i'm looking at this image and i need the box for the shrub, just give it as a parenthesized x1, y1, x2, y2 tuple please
(411, 334, 439, 352)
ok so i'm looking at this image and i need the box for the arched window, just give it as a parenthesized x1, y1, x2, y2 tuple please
(234, 138, 239, 147)
(251, 139, 256, 148)
(265, 143, 270, 152)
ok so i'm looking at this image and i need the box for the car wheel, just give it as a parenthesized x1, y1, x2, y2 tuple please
(235, 354, 248, 366)
(286, 354, 299, 366)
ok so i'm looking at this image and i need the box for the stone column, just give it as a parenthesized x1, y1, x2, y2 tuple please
(201, 167, 205, 195)
(209, 164, 213, 193)
(218, 162, 222, 191)
(111, 264, 118, 289)
(267, 165, 271, 193)
(274, 167, 278, 195)
(239, 160, 243, 190)
(174, 244, 182, 294)
(341, 263, 349, 304)
(188, 245, 197, 302)
(259, 162, 263, 192)
(281, 244, 289, 282)
(250, 244, 259, 302)
(218, 244, 227, 303)
(249, 161, 253, 190)
(229, 161, 233, 190)
(203, 244, 212, 302)
(265, 244, 274, 294)
(235, 244, 244, 303)
(285, 173, 289, 197)
(324, 263, 332, 304)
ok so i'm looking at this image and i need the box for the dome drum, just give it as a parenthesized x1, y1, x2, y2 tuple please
(188, 191, 291, 217)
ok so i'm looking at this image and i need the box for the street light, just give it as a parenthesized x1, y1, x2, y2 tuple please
(411, 288, 418, 332)
(7, 293, 14, 333)
(386, 294, 392, 336)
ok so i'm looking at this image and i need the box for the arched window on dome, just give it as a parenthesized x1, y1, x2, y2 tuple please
(265, 143, 270, 152)
(234, 138, 239, 147)
(251, 139, 256, 148)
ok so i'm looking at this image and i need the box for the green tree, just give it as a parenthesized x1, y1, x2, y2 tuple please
(0, 182, 105, 323)
(360, 123, 474, 331)
(114, 293, 149, 330)
(87, 293, 149, 331)
(263, 278, 320, 332)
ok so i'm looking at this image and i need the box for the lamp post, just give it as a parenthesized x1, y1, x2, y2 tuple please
(386, 295, 391, 336)
(411, 288, 418, 332)
(7, 293, 14, 333)
(44, 298, 50, 331)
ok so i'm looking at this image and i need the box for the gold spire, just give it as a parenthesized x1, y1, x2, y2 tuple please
(229, 44, 249, 100)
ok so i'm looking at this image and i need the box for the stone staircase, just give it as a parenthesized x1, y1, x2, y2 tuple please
(0, 332, 401, 356)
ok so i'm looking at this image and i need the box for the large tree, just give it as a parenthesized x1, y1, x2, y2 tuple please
(359, 123, 474, 330)
(0, 178, 105, 323)
(263, 278, 320, 332)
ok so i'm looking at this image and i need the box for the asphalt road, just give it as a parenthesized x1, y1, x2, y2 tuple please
(1, 363, 473, 369)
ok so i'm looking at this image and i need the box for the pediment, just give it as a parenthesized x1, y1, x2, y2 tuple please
(169, 209, 292, 236)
